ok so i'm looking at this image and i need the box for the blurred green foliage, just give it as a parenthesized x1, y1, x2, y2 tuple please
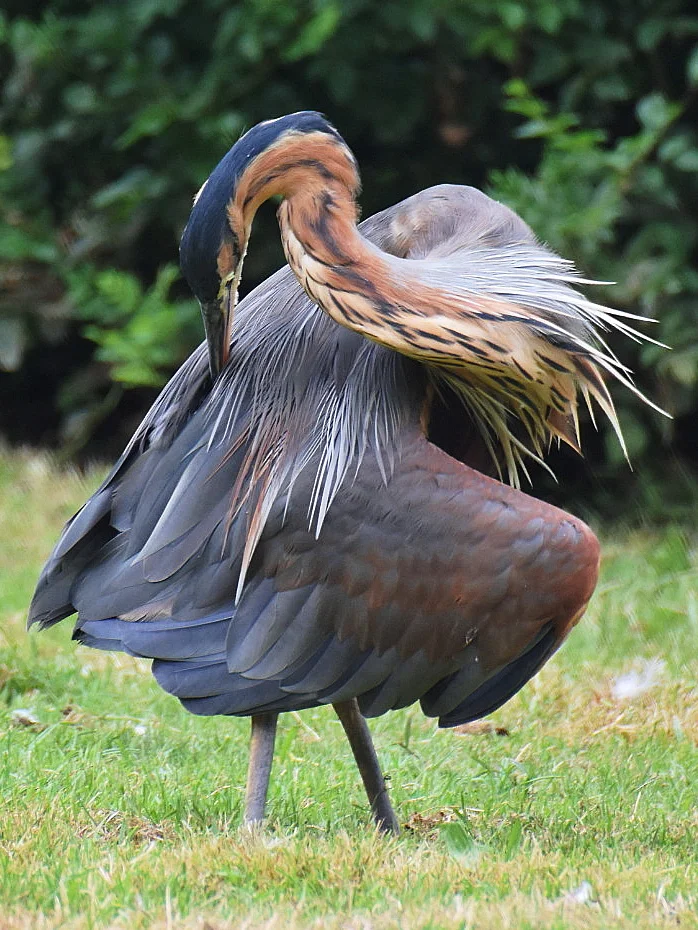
(0, 0, 697, 508)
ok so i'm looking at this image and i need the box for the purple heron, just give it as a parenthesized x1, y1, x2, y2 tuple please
(29, 112, 656, 834)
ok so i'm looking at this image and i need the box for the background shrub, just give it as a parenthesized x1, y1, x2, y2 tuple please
(1, 0, 696, 514)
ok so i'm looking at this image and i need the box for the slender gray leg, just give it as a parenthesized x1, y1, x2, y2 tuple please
(333, 699, 399, 835)
(243, 713, 278, 826)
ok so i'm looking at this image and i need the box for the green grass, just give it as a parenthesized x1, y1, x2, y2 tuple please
(1, 448, 696, 929)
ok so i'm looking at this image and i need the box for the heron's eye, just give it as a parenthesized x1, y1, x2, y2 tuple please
(217, 273, 235, 300)
(216, 226, 244, 294)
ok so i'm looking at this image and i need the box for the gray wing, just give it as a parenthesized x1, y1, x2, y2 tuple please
(30, 406, 598, 727)
(28, 185, 599, 726)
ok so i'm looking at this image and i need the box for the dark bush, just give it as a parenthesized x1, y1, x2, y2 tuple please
(1, 0, 697, 512)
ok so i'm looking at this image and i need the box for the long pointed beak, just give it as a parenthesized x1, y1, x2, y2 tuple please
(201, 285, 233, 379)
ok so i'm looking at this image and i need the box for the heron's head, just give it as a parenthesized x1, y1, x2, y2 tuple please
(180, 111, 359, 378)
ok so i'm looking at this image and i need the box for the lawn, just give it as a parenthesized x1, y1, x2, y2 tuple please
(0, 448, 696, 929)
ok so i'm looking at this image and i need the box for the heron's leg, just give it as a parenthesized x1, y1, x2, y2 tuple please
(333, 699, 399, 835)
(243, 712, 278, 827)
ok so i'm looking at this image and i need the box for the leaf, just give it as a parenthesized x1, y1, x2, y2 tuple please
(63, 83, 99, 114)
(504, 78, 529, 98)
(284, 4, 341, 61)
(637, 18, 668, 52)
(440, 820, 488, 865)
(502, 818, 524, 859)
(674, 149, 698, 171)
(636, 93, 681, 131)
(664, 349, 698, 387)
(91, 169, 165, 210)
(0, 318, 27, 371)
(0, 225, 57, 262)
(96, 270, 143, 317)
(499, 3, 526, 31)
(0, 134, 12, 171)
(687, 45, 698, 86)
(407, 7, 436, 42)
(116, 102, 178, 149)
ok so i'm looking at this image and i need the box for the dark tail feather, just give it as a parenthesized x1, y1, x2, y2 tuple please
(430, 623, 558, 728)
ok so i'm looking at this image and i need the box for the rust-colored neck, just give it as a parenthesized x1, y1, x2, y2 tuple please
(277, 189, 402, 336)
(228, 131, 361, 242)
(232, 136, 597, 466)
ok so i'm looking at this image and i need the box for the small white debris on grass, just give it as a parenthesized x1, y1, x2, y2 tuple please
(563, 881, 596, 905)
(132, 724, 148, 736)
(611, 658, 665, 701)
(10, 708, 43, 728)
